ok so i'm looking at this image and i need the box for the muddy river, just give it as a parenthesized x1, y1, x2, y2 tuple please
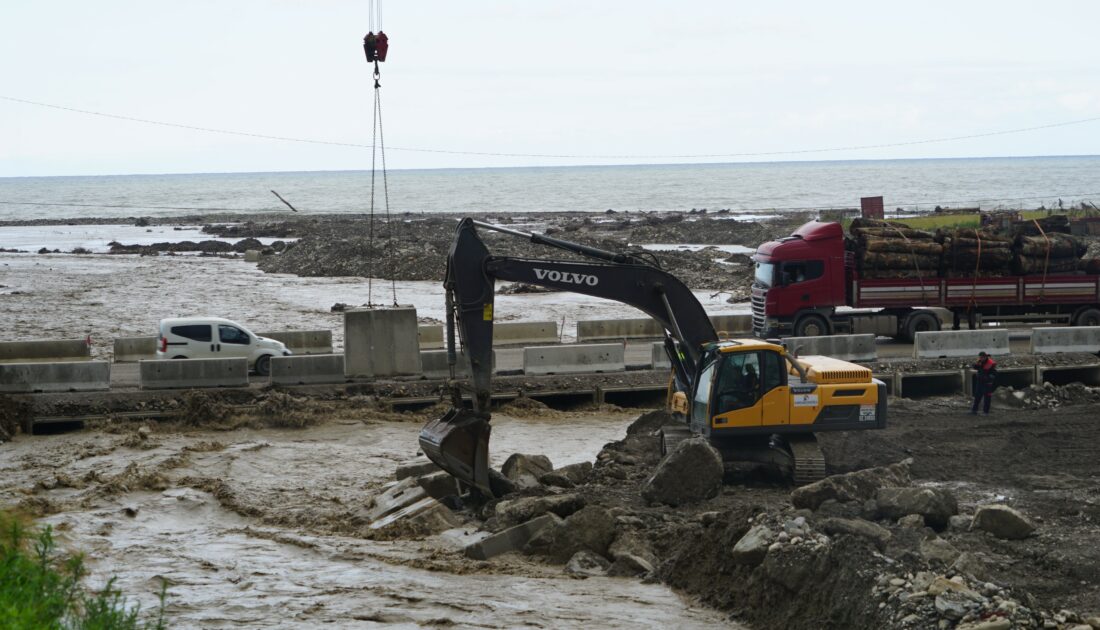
(1, 409, 736, 628)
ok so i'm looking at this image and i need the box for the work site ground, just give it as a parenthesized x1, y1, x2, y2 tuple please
(2, 385, 1099, 629)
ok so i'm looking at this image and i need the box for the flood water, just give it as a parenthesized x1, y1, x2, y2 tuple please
(1, 412, 737, 628)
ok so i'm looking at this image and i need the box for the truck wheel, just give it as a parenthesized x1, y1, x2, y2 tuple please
(793, 314, 830, 338)
(255, 355, 272, 376)
(904, 311, 940, 341)
(1075, 308, 1100, 327)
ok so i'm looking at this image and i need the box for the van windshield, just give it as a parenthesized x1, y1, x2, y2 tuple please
(754, 262, 775, 288)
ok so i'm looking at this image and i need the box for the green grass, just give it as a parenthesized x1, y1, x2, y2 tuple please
(0, 512, 166, 630)
(842, 209, 1059, 232)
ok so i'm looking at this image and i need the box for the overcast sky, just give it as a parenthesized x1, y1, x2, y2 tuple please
(1, 1, 1098, 177)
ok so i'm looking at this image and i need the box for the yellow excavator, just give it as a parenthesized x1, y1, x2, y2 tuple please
(419, 218, 887, 495)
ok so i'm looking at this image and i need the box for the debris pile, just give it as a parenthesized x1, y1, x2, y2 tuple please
(994, 382, 1100, 409)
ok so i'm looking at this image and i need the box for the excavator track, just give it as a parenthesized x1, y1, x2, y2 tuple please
(788, 436, 827, 486)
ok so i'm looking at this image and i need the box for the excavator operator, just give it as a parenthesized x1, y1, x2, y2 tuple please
(715, 355, 762, 413)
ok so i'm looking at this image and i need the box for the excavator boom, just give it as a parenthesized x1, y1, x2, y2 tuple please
(418, 218, 718, 495)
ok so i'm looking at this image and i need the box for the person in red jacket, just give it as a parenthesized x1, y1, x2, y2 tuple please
(970, 351, 997, 415)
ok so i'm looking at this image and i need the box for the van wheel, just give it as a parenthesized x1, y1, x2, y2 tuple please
(255, 355, 272, 376)
(172, 355, 187, 359)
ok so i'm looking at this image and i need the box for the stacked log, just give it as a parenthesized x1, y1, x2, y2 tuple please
(937, 228, 1012, 276)
(1012, 233, 1087, 275)
(849, 220, 941, 278)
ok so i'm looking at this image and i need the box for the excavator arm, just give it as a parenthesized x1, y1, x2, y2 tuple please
(419, 218, 718, 496)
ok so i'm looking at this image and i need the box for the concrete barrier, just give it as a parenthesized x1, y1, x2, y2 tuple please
(897, 370, 964, 398)
(345, 307, 423, 377)
(524, 343, 625, 375)
(0, 339, 90, 363)
(577, 315, 752, 342)
(139, 358, 249, 390)
(494, 321, 558, 346)
(711, 314, 753, 336)
(113, 337, 157, 362)
(0, 361, 110, 393)
(651, 342, 671, 369)
(1030, 326, 1100, 354)
(418, 325, 445, 350)
(270, 354, 347, 385)
(786, 334, 876, 362)
(1036, 363, 1100, 387)
(258, 330, 333, 355)
(913, 330, 1010, 359)
(420, 349, 497, 379)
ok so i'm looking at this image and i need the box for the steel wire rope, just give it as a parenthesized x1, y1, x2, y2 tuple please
(2, 95, 1099, 161)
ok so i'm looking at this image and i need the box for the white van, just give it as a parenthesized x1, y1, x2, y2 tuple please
(155, 317, 291, 375)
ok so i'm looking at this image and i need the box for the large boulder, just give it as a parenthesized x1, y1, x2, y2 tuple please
(818, 517, 891, 551)
(730, 524, 773, 566)
(525, 505, 617, 563)
(554, 462, 593, 485)
(565, 550, 610, 577)
(791, 459, 912, 511)
(970, 505, 1036, 540)
(493, 493, 585, 528)
(875, 486, 958, 530)
(642, 438, 723, 507)
(920, 536, 961, 566)
(502, 453, 554, 489)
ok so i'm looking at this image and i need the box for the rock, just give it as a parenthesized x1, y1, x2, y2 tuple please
(555, 462, 593, 485)
(951, 552, 994, 582)
(927, 576, 982, 599)
(607, 552, 655, 577)
(920, 537, 961, 566)
(137, 426, 152, 439)
(731, 525, 772, 566)
(394, 459, 441, 480)
(791, 459, 912, 511)
(539, 472, 575, 488)
(818, 518, 891, 551)
(415, 471, 459, 501)
(1085, 617, 1100, 630)
(465, 514, 560, 560)
(565, 550, 611, 578)
(956, 618, 1012, 630)
(874, 486, 958, 529)
(893, 515, 921, 530)
(525, 505, 617, 563)
(814, 498, 862, 519)
(502, 453, 554, 489)
(369, 497, 460, 535)
(971, 504, 1036, 540)
(949, 514, 973, 531)
(609, 531, 658, 569)
(494, 494, 585, 528)
(642, 438, 723, 506)
(935, 591, 976, 620)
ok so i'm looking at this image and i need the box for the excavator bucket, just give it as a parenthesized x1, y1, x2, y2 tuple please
(418, 407, 493, 496)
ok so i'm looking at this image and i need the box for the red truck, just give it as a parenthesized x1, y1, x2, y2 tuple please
(751, 221, 1100, 340)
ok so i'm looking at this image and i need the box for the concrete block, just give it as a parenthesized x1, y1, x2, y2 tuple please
(711, 314, 753, 336)
(420, 349, 497, 379)
(0, 339, 91, 363)
(1036, 363, 1100, 387)
(651, 342, 671, 369)
(897, 370, 964, 398)
(963, 366, 1035, 396)
(395, 459, 442, 481)
(244, 249, 261, 262)
(139, 358, 248, 390)
(464, 513, 560, 560)
(786, 334, 876, 362)
(523, 343, 626, 376)
(418, 324, 445, 350)
(577, 318, 662, 342)
(913, 330, 1010, 359)
(494, 321, 559, 346)
(270, 354, 346, 385)
(368, 496, 461, 534)
(112, 337, 157, 362)
(416, 471, 460, 500)
(0, 361, 110, 393)
(257, 330, 333, 355)
(1029, 326, 1100, 354)
(344, 307, 423, 377)
(368, 477, 427, 521)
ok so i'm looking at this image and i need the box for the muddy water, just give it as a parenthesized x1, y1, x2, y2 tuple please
(1, 412, 736, 628)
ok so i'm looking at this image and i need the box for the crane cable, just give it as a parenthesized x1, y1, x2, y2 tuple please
(364, 1, 397, 307)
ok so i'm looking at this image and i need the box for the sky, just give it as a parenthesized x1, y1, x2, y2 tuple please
(1, 0, 1099, 177)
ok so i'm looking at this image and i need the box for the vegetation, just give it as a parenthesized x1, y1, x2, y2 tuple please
(0, 511, 166, 629)
(842, 209, 1054, 231)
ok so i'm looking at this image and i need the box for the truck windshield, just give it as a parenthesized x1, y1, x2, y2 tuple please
(754, 262, 775, 288)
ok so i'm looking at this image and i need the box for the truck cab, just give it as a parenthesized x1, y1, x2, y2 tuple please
(752, 221, 848, 337)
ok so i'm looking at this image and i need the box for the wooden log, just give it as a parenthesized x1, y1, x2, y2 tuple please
(938, 228, 1011, 243)
(852, 227, 935, 240)
(860, 268, 939, 280)
(861, 239, 944, 255)
(941, 237, 1012, 251)
(850, 218, 910, 231)
(860, 251, 941, 270)
(1012, 256, 1081, 275)
(1015, 234, 1084, 258)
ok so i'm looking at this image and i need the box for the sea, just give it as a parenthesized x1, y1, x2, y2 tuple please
(0, 155, 1098, 223)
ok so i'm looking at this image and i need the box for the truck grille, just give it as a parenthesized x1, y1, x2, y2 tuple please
(751, 289, 767, 334)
